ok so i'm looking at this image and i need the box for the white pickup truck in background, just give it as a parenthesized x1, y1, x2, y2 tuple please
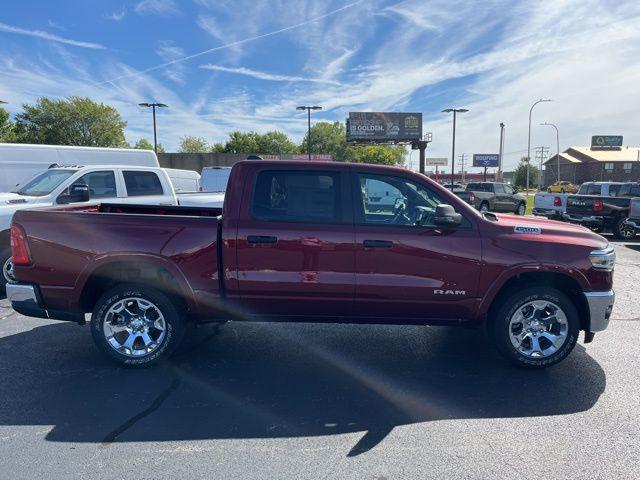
(532, 182, 625, 220)
(0, 164, 224, 291)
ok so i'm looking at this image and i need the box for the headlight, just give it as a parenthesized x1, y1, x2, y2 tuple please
(590, 246, 615, 271)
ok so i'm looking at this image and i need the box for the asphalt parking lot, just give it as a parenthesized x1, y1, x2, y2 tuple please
(0, 237, 639, 480)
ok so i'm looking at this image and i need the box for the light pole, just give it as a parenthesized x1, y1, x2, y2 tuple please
(139, 102, 168, 154)
(526, 99, 551, 193)
(442, 108, 469, 188)
(498, 122, 505, 181)
(297, 105, 322, 160)
(541, 122, 560, 184)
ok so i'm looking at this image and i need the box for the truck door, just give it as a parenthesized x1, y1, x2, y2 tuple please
(234, 168, 355, 317)
(352, 171, 482, 321)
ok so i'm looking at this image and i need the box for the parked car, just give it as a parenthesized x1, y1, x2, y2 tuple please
(7, 161, 615, 370)
(564, 182, 640, 239)
(164, 168, 200, 193)
(457, 182, 527, 215)
(624, 198, 640, 234)
(547, 181, 579, 194)
(200, 166, 232, 192)
(532, 193, 567, 219)
(0, 143, 158, 193)
(538, 182, 626, 221)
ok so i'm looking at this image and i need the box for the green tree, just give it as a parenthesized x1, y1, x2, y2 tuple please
(133, 138, 153, 150)
(352, 145, 406, 166)
(513, 157, 538, 189)
(210, 142, 225, 153)
(0, 108, 16, 142)
(256, 131, 298, 155)
(178, 136, 209, 153)
(301, 121, 351, 161)
(14, 96, 127, 147)
(223, 131, 261, 154)
(156, 143, 166, 154)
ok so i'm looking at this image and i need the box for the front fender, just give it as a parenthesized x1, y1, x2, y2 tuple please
(477, 262, 591, 317)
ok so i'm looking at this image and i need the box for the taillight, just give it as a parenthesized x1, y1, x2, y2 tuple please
(594, 199, 603, 212)
(10, 225, 31, 266)
(553, 196, 562, 207)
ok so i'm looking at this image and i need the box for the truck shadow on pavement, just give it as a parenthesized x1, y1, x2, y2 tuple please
(0, 320, 606, 457)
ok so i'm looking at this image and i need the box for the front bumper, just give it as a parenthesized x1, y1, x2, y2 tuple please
(6, 283, 84, 322)
(584, 290, 615, 332)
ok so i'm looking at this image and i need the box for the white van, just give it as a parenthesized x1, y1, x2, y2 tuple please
(164, 168, 201, 193)
(0, 143, 159, 193)
(200, 166, 232, 192)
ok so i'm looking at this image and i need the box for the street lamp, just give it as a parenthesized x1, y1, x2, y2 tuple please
(540, 122, 560, 184)
(297, 105, 322, 160)
(138, 102, 168, 154)
(498, 122, 505, 180)
(526, 99, 551, 194)
(442, 108, 469, 188)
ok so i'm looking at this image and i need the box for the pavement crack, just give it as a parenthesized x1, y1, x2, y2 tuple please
(100, 376, 181, 446)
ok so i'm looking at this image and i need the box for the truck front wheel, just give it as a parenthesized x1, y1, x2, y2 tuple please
(91, 284, 185, 367)
(613, 217, 635, 240)
(489, 286, 579, 368)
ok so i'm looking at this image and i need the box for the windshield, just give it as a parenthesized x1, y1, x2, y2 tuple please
(13, 169, 76, 197)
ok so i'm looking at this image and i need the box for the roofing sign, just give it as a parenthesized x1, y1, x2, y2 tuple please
(591, 135, 623, 147)
(472, 154, 499, 167)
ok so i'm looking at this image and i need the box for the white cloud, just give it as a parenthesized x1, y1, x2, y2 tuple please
(134, 0, 179, 16)
(0, 22, 105, 49)
(200, 64, 341, 85)
(106, 7, 126, 22)
(156, 41, 186, 85)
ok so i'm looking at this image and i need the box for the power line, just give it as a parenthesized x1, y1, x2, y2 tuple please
(535, 146, 549, 189)
(458, 153, 467, 183)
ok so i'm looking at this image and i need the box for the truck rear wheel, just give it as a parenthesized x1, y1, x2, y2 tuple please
(0, 249, 13, 295)
(613, 217, 635, 240)
(91, 284, 185, 367)
(489, 286, 579, 368)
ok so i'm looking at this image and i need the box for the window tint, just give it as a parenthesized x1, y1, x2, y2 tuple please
(586, 184, 602, 195)
(357, 174, 447, 227)
(494, 184, 505, 194)
(252, 171, 339, 223)
(76, 171, 117, 198)
(608, 184, 621, 197)
(123, 171, 163, 197)
(618, 184, 640, 198)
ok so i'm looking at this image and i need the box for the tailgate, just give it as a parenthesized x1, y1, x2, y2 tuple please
(566, 195, 595, 215)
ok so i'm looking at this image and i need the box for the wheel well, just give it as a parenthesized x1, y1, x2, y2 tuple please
(487, 272, 589, 331)
(79, 262, 189, 317)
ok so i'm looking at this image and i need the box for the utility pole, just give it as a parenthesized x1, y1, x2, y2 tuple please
(442, 108, 469, 188)
(138, 102, 168, 154)
(458, 153, 467, 183)
(296, 105, 322, 160)
(527, 99, 552, 194)
(534, 146, 549, 190)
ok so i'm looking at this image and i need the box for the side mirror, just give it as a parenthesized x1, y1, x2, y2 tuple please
(434, 204, 462, 227)
(57, 183, 90, 204)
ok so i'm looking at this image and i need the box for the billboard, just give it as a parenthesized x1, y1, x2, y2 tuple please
(425, 157, 448, 166)
(591, 135, 623, 147)
(473, 154, 499, 168)
(347, 112, 422, 142)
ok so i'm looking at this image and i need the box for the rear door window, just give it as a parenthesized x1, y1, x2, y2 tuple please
(252, 170, 339, 223)
(123, 171, 164, 197)
(586, 184, 602, 195)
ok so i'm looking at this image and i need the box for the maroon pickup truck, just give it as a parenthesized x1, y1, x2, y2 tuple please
(7, 161, 615, 368)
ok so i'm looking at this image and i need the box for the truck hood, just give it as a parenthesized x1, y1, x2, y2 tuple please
(0, 192, 42, 207)
(489, 213, 608, 249)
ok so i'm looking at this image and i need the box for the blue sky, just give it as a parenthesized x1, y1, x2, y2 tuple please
(1, 0, 640, 171)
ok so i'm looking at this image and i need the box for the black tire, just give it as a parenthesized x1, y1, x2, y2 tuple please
(0, 248, 12, 296)
(612, 217, 635, 240)
(515, 202, 526, 216)
(489, 286, 579, 369)
(91, 283, 186, 367)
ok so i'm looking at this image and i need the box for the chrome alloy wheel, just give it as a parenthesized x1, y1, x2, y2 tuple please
(2, 258, 16, 284)
(103, 297, 167, 357)
(508, 300, 568, 358)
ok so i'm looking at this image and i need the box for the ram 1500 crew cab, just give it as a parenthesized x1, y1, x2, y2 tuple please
(7, 161, 615, 368)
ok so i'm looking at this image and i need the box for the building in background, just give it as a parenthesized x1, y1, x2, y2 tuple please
(543, 146, 640, 185)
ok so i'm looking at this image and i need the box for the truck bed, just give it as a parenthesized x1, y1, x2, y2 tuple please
(12, 202, 224, 321)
